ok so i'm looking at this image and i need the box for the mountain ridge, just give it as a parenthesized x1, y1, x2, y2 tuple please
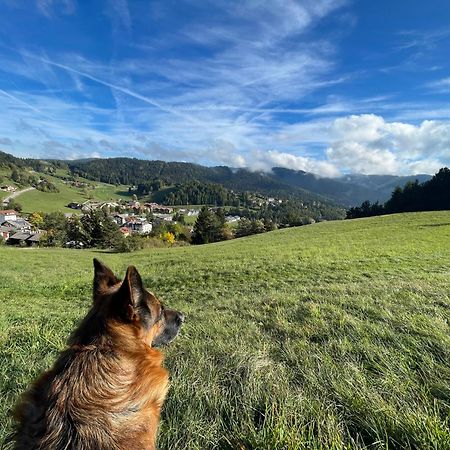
(0, 150, 433, 206)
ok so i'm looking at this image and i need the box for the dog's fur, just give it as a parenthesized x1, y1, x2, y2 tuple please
(12, 259, 184, 450)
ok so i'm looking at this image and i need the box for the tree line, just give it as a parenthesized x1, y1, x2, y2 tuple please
(346, 168, 450, 219)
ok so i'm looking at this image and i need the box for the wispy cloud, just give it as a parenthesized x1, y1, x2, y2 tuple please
(426, 77, 450, 93)
(26, 53, 206, 126)
(0, 1, 449, 176)
(36, 0, 76, 18)
(104, 0, 132, 34)
(0, 88, 48, 117)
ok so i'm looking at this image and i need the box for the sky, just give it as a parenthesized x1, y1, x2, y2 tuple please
(0, 0, 450, 177)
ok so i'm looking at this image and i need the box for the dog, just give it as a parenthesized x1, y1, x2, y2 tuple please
(12, 259, 184, 450)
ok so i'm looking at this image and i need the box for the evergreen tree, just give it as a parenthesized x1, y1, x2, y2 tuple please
(80, 210, 123, 249)
(347, 167, 450, 218)
(66, 216, 87, 244)
(191, 206, 225, 244)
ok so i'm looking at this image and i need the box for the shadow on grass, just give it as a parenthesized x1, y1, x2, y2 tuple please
(419, 222, 450, 228)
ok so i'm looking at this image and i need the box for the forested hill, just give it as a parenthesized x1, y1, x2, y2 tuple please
(0, 150, 432, 206)
(346, 167, 450, 218)
(67, 157, 325, 203)
(66, 157, 432, 206)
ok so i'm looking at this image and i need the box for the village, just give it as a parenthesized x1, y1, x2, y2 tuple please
(0, 198, 245, 247)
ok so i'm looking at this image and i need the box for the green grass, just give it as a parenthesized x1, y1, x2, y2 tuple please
(15, 174, 131, 214)
(1, 212, 449, 449)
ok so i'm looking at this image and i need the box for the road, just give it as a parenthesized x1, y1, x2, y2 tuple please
(2, 186, 35, 206)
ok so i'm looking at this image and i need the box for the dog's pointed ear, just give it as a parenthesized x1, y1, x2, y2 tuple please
(93, 258, 119, 295)
(117, 265, 145, 309)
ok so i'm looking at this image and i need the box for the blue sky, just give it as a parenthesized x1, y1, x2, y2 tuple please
(0, 0, 450, 176)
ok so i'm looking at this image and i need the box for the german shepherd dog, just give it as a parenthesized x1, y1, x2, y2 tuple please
(12, 259, 184, 450)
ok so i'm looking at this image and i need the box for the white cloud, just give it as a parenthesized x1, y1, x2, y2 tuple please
(326, 114, 450, 175)
(426, 77, 450, 93)
(249, 149, 340, 177)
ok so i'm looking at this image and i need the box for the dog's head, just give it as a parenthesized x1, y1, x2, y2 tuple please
(92, 258, 184, 347)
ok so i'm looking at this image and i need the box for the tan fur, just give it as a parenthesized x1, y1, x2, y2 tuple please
(13, 260, 183, 450)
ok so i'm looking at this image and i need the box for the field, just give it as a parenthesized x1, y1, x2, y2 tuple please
(0, 168, 131, 213)
(1, 211, 449, 449)
(17, 175, 131, 214)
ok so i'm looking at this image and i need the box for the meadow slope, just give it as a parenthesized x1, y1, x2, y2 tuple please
(0, 212, 449, 449)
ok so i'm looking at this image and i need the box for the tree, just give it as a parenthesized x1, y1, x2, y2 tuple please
(191, 206, 226, 244)
(42, 212, 68, 246)
(28, 212, 44, 229)
(160, 231, 175, 245)
(173, 211, 185, 224)
(66, 215, 87, 243)
(80, 209, 123, 249)
(7, 199, 22, 213)
(347, 167, 450, 218)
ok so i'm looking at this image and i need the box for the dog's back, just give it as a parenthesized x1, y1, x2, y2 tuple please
(13, 260, 183, 450)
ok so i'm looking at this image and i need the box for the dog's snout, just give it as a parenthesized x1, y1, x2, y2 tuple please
(176, 312, 185, 325)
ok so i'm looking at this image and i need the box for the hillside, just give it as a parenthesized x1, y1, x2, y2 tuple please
(15, 174, 131, 214)
(0, 152, 132, 213)
(1, 151, 433, 206)
(1, 211, 449, 449)
(67, 157, 432, 206)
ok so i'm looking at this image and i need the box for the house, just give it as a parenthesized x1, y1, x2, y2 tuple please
(127, 200, 141, 209)
(7, 231, 43, 246)
(0, 209, 18, 223)
(1, 218, 32, 232)
(126, 219, 152, 235)
(144, 203, 173, 214)
(27, 233, 43, 245)
(0, 185, 16, 192)
(187, 209, 200, 216)
(81, 201, 102, 212)
(225, 215, 241, 223)
(112, 213, 129, 226)
(100, 201, 119, 211)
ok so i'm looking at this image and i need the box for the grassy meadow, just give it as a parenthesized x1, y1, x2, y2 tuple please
(1, 211, 449, 449)
(17, 175, 131, 214)
(0, 167, 131, 213)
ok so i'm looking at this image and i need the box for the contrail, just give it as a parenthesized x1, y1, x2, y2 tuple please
(29, 54, 205, 127)
(0, 88, 50, 117)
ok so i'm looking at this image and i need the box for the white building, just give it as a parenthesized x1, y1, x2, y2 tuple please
(0, 210, 17, 223)
(126, 219, 152, 234)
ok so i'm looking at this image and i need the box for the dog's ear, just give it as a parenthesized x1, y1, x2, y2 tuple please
(116, 265, 146, 320)
(93, 258, 119, 295)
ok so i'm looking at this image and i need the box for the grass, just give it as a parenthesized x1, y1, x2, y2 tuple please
(1, 211, 449, 449)
(13, 174, 131, 214)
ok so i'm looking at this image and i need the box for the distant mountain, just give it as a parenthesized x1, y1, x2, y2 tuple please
(270, 168, 432, 206)
(67, 157, 432, 206)
(0, 150, 434, 206)
(66, 157, 330, 204)
(347, 168, 450, 218)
